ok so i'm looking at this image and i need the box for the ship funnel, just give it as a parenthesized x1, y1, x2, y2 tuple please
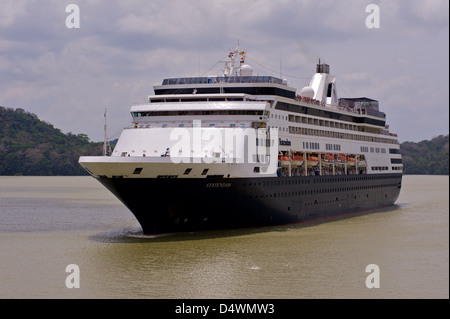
(316, 61, 330, 74)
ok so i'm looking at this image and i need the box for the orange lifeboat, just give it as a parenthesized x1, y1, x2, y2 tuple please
(321, 154, 334, 165)
(335, 154, 346, 165)
(279, 156, 291, 166)
(291, 155, 304, 167)
(347, 157, 356, 166)
(306, 155, 319, 166)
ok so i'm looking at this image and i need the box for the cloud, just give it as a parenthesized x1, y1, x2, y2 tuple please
(0, 0, 26, 27)
(0, 0, 448, 142)
(408, 0, 449, 25)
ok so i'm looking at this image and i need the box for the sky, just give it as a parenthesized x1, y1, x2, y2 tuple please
(0, 0, 448, 143)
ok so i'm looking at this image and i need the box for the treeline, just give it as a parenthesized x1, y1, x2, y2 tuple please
(0, 106, 104, 175)
(0, 106, 448, 175)
(400, 134, 449, 175)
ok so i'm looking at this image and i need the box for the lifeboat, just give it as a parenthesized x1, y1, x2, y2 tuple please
(291, 155, 304, 167)
(321, 154, 334, 165)
(335, 154, 346, 165)
(357, 160, 367, 167)
(347, 157, 356, 166)
(279, 156, 291, 166)
(306, 155, 319, 166)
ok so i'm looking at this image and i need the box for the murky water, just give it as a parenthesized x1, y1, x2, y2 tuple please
(0, 175, 448, 299)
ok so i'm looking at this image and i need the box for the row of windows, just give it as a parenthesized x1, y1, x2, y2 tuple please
(247, 183, 399, 199)
(132, 110, 264, 117)
(326, 143, 341, 151)
(149, 97, 245, 103)
(256, 138, 274, 146)
(372, 166, 389, 171)
(136, 123, 248, 128)
(303, 141, 320, 150)
(288, 126, 397, 145)
(287, 113, 360, 131)
(373, 147, 386, 153)
(241, 174, 399, 187)
(272, 114, 288, 120)
(275, 101, 386, 128)
(155, 86, 295, 99)
(360, 146, 392, 154)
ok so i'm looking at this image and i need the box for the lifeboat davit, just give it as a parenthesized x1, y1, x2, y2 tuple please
(306, 155, 319, 166)
(291, 156, 304, 167)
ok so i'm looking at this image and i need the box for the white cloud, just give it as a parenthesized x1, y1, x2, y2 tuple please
(0, 0, 26, 27)
(0, 0, 448, 142)
(409, 0, 449, 24)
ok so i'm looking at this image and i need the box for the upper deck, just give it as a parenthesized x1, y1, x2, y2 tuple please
(144, 43, 397, 138)
(154, 75, 297, 99)
(161, 75, 286, 85)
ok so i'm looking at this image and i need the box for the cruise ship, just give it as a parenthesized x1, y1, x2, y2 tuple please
(79, 44, 403, 235)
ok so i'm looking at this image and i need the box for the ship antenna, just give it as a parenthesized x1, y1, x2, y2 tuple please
(103, 108, 110, 156)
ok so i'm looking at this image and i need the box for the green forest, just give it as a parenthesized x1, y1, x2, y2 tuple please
(400, 134, 449, 175)
(0, 106, 104, 175)
(0, 106, 448, 175)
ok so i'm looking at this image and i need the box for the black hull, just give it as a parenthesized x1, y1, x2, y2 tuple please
(97, 173, 402, 235)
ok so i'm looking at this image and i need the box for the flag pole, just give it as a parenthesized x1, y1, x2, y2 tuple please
(103, 108, 107, 156)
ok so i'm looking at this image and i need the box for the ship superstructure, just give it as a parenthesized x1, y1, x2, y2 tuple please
(79, 44, 402, 234)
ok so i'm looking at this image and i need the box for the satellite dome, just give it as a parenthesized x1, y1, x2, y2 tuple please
(300, 86, 315, 98)
(240, 64, 253, 76)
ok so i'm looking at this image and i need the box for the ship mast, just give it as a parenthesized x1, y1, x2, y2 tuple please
(103, 108, 111, 156)
(223, 41, 246, 77)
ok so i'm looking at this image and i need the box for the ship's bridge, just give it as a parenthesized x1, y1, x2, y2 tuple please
(161, 76, 286, 85)
(130, 93, 270, 129)
(153, 76, 296, 99)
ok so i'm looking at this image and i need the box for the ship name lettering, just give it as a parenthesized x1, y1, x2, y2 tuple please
(205, 183, 232, 188)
